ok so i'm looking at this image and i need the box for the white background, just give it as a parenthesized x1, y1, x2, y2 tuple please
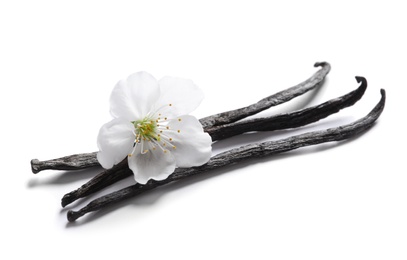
(1, 1, 406, 259)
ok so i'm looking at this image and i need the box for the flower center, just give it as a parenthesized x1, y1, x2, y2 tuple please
(132, 117, 158, 141)
(128, 112, 181, 157)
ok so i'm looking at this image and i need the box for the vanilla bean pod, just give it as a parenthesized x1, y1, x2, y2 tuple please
(31, 152, 98, 174)
(62, 78, 365, 207)
(67, 89, 386, 222)
(31, 62, 330, 174)
(199, 61, 331, 128)
(207, 76, 367, 140)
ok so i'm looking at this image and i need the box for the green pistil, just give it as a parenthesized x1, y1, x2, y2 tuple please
(132, 118, 160, 141)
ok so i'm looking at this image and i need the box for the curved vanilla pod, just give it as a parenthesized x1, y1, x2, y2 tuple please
(206, 76, 366, 140)
(61, 78, 365, 207)
(199, 62, 331, 128)
(30, 153, 99, 174)
(31, 62, 331, 174)
(67, 89, 385, 222)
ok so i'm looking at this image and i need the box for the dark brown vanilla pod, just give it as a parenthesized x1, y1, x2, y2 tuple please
(31, 152, 99, 174)
(67, 89, 386, 222)
(199, 62, 331, 128)
(207, 76, 367, 141)
(61, 159, 131, 207)
(31, 62, 331, 174)
(61, 78, 366, 207)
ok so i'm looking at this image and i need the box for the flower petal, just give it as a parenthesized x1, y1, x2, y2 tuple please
(153, 76, 204, 118)
(128, 147, 176, 184)
(97, 118, 135, 169)
(110, 71, 160, 120)
(165, 115, 212, 167)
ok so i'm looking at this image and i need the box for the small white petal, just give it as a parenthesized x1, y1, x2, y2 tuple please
(110, 71, 160, 120)
(153, 76, 204, 117)
(128, 146, 176, 185)
(165, 115, 212, 167)
(97, 118, 135, 169)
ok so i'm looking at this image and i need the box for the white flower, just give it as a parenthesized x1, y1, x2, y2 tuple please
(97, 72, 212, 184)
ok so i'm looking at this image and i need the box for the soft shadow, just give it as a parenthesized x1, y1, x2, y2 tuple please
(27, 166, 103, 188)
